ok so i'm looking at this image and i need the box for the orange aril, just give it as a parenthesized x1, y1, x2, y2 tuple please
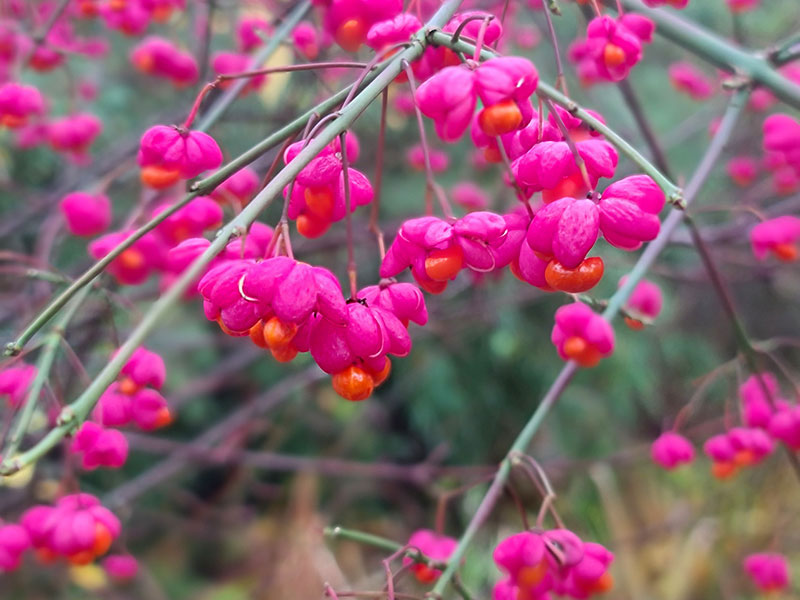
(332, 365, 374, 401)
(140, 165, 181, 189)
(772, 243, 798, 262)
(263, 316, 297, 349)
(563, 336, 602, 368)
(270, 345, 299, 363)
(542, 172, 588, 204)
(118, 376, 139, 396)
(478, 99, 523, 137)
(368, 358, 392, 387)
(424, 245, 464, 281)
(92, 522, 113, 557)
(118, 248, 145, 271)
(249, 321, 268, 348)
(544, 257, 604, 293)
(297, 213, 330, 238)
(304, 186, 335, 220)
(603, 43, 626, 68)
(335, 19, 366, 52)
(711, 461, 738, 479)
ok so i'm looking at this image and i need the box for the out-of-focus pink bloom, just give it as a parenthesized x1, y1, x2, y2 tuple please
(100, 1, 151, 36)
(651, 432, 695, 469)
(551, 302, 615, 368)
(0, 363, 37, 408)
(668, 62, 715, 100)
(0, 82, 45, 128)
(59, 191, 112, 237)
(740, 373, 780, 429)
(120, 346, 166, 391)
(515, 27, 540, 49)
(88, 230, 165, 285)
(366, 12, 420, 50)
(406, 144, 448, 172)
(743, 553, 790, 592)
(138, 125, 223, 189)
(153, 196, 223, 246)
(726, 156, 759, 187)
(236, 16, 271, 52)
(769, 405, 800, 451)
(726, 0, 759, 12)
(749, 216, 800, 262)
(619, 13, 655, 44)
(210, 167, 260, 206)
(322, 0, 403, 52)
(704, 427, 774, 479)
(292, 21, 319, 60)
(47, 113, 103, 163)
(444, 11, 503, 46)
(103, 554, 139, 581)
(584, 16, 644, 82)
(643, 0, 689, 6)
(212, 51, 265, 93)
(357, 281, 428, 326)
(131, 36, 199, 87)
(619, 276, 662, 329)
(402, 529, 457, 584)
(21, 493, 121, 565)
(451, 182, 489, 211)
(70, 422, 128, 470)
(749, 88, 776, 112)
(0, 522, 30, 572)
(763, 114, 800, 163)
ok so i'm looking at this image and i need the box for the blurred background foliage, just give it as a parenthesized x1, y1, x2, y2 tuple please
(1, 0, 800, 598)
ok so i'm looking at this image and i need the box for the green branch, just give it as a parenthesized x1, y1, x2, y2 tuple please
(614, 0, 800, 109)
(0, 0, 467, 476)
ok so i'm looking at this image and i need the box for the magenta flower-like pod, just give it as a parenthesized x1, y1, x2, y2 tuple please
(726, 156, 759, 187)
(0, 82, 45, 128)
(743, 553, 790, 592)
(210, 166, 260, 206)
(402, 529, 457, 584)
(740, 373, 780, 429)
(474, 56, 538, 137)
(212, 51, 265, 93)
(100, 1, 151, 36)
(493, 210, 530, 269)
(512, 241, 551, 290)
(585, 16, 644, 82)
(70, 422, 129, 470)
(131, 36, 199, 87)
(513, 139, 618, 198)
(358, 282, 428, 326)
(651, 432, 695, 470)
(416, 65, 477, 142)
(94, 383, 133, 427)
(619, 13, 655, 44)
(284, 136, 373, 238)
(322, 0, 403, 52)
(705, 428, 774, 479)
(292, 21, 320, 60)
(88, 230, 165, 285)
(619, 277, 662, 329)
(0, 363, 37, 408)
(309, 298, 410, 375)
(453, 211, 509, 272)
(138, 124, 223, 189)
(451, 182, 489, 211)
(47, 113, 103, 164)
(366, 12, 421, 50)
(598, 175, 665, 250)
(130, 387, 172, 430)
(668, 62, 715, 100)
(236, 16, 272, 52)
(749, 216, 800, 262)
(769, 405, 800, 451)
(240, 256, 348, 327)
(527, 197, 600, 269)
(493, 531, 547, 581)
(22, 493, 121, 565)
(407, 144, 449, 172)
(152, 196, 223, 246)
(551, 302, 614, 368)
(561, 542, 615, 597)
(59, 191, 112, 237)
(198, 260, 268, 335)
(0, 522, 30, 572)
(103, 554, 139, 581)
(121, 346, 167, 391)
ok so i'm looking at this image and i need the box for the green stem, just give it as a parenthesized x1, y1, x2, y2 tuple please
(612, 0, 800, 108)
(1, 286, 89, 465)
(770, 31, 800, 66)
(426, 31, 684, 206)
(430, 88, 750, 599)
(323, 526, 449, 572)
(0, 0, 467, 476)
